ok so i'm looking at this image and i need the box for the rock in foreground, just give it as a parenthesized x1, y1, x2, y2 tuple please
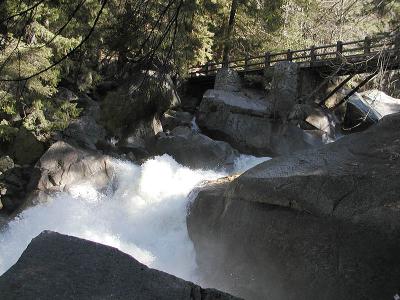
(188, 112, 400, 300)
(0, 231, 240, 300)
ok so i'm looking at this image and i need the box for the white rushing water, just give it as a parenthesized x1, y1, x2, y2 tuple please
(0, 154, 270, 281)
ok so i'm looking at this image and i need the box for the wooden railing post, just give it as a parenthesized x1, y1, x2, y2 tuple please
(205, 61, 209, 75)
(336, 41, 343, 59)
(364, 36, 371, 54)
(395, 33, 400, 53)
(310, 46, 316, 65)
(264, 52, 271, 68)
(245, 54, 249, 72)
(287, 49, 293, 61)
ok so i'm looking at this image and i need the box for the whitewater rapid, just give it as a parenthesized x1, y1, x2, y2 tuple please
(0, 154, 269, 281)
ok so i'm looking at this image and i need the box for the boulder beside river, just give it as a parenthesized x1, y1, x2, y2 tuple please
(188, 112, 400, 300)
(197, 89, 323, 156)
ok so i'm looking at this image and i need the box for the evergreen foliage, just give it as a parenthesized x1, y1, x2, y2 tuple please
(0, 0, 398, 143)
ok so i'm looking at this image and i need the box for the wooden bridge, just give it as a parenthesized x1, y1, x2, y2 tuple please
(187, 32, 400, 107)
(189, 32, 400, 78)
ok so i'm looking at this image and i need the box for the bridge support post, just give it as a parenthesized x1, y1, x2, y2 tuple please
(205, 61, 209, 76)
(287, 49, 293, 61)
(310, 46, 316, 65)
(264, 52, 271, 68)
(318, 73, 355, 106)
(332, 71, 378, 110)
(245, 54, 249, 73)
(395, 33, 400, 54)
(336, 41, 343, 59)
(364, 36, 371, 54)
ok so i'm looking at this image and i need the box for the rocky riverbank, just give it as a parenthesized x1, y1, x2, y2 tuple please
(1, 64, 400, 299)
(187, 112, 400, 299)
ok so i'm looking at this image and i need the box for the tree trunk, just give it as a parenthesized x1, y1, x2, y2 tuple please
(222, 0, 238, 68)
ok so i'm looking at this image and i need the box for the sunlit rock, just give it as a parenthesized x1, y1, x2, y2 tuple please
(188, 112, 400, 300)
(197, 89, 322, 156)
(35, 141, 113, 193)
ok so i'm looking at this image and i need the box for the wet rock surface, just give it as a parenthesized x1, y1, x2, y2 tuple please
(0, 231, 241, 300)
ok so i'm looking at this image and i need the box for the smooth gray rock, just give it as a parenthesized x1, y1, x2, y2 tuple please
(153, 126, 239, 170)
(188, 112, 400, 300)
(197, 89, 321, 156)
(35, 141, 113, 192)
(344, 90, 400, 131)
(0, 231, 241, 300)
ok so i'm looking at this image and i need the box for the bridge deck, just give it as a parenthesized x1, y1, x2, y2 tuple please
(188, 32, 400, 82)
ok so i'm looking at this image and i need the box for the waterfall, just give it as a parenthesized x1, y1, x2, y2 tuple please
(0, 154, 269, 282)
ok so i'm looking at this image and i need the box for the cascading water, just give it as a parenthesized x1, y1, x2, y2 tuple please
(0, 153, 269, 282)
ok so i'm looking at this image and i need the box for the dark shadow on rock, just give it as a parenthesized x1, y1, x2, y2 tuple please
(0, 231, 241, 300)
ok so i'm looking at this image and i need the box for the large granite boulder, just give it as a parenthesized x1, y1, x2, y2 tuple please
(188, 112, 400, 300)
(197, 89, 322, 156)
(0, 231, 240, 300)
(101, 70, 180, 138)
(344, 90, 400, 131)
(153, 126, 239, 170)
(35, 141, 113, 193)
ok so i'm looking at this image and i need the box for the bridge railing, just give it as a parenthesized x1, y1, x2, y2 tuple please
(189, 32, 398, 77)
